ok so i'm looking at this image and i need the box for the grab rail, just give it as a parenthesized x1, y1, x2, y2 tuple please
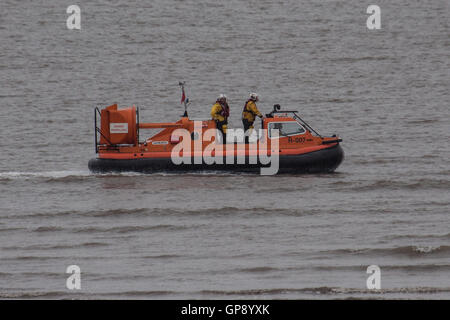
(94, 107, 113, 153)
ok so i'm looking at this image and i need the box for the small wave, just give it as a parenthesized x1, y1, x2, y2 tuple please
(0, 171, 91, 181)
(73, 224, 187, 233)
(0, 169, 180, 181)
(80, 242, 109, 247)
(350, 158, 401, 165)
(0, 291, 72, 299)
(325, 98, 356, 104)
(33, 226, 64, 232)
(3, 242, 109, 254)
(141, 254, 181, 259)
(232, 263, 450, 274)
(16, 206, 307, 219)
(1, 287, 449, 299)
(0, 227, 27, 233)
(412, 246, 446, 254)
(44, 176, 91, 183)
(199, 288, 331, 296)
(2, 244, 85, 251)
(0, 271, 61, 278)
(321, 246, 450, 257)
(88, 273, 159, 282)
(313, 264, 450, 272)
(199, 286, 450, 296)
(349, 179, 450, 191)
(15, 208, 151, 219)
(406, 119, 440, 124)
(3, 256, 65, 261)
(89, 208, 150, 217)
(175, 206, 320, 217)
(334, 56, 392, 63)
(238, 266, 279, 273)
(99, 290, 177, 297)
(380, 264, 450, 272)
(94, 171, 253, 178)
(386, 233, 450, 240)
(169, 206, 323, 218)
(255, 187, 307, 193)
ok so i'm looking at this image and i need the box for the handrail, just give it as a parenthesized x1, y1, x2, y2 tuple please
(292, 113, 323, 138)
(139, 123, 184, 129)
(136, 106, 140, 144)
(94, 106, 114, 153)
(267, 109, 323, 138)
(94, 107, 99, 153)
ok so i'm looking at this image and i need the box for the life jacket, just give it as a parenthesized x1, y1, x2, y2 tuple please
(219, 102, 230, 117)
(242, 99, 258, 121)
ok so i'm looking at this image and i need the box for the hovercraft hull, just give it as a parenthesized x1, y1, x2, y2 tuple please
(88, 144, 344, 174)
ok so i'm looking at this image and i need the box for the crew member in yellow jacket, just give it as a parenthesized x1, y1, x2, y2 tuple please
(210, 94, 230, 143)
(242, 93, 264, 143)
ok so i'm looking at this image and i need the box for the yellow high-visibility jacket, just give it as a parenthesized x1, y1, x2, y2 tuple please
(242, 100, 262, 122)
(211, 103, 226, 122)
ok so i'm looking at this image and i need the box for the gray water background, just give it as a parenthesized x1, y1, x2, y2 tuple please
(0, 0, 449, 299)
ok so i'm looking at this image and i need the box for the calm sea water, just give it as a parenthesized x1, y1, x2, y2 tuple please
(0, 0, 449, 299)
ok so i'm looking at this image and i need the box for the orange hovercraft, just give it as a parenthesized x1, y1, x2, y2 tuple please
(88, 85, 343, 174)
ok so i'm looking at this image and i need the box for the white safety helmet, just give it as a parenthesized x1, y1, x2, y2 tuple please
(249, 93, 258, 101)
(217, 94, 227, 101)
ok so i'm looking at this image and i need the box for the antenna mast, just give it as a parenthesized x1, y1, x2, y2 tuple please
(179, 81, 189, 117)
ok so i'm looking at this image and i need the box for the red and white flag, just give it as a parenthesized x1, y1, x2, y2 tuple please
(181, 87, 186, 104)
